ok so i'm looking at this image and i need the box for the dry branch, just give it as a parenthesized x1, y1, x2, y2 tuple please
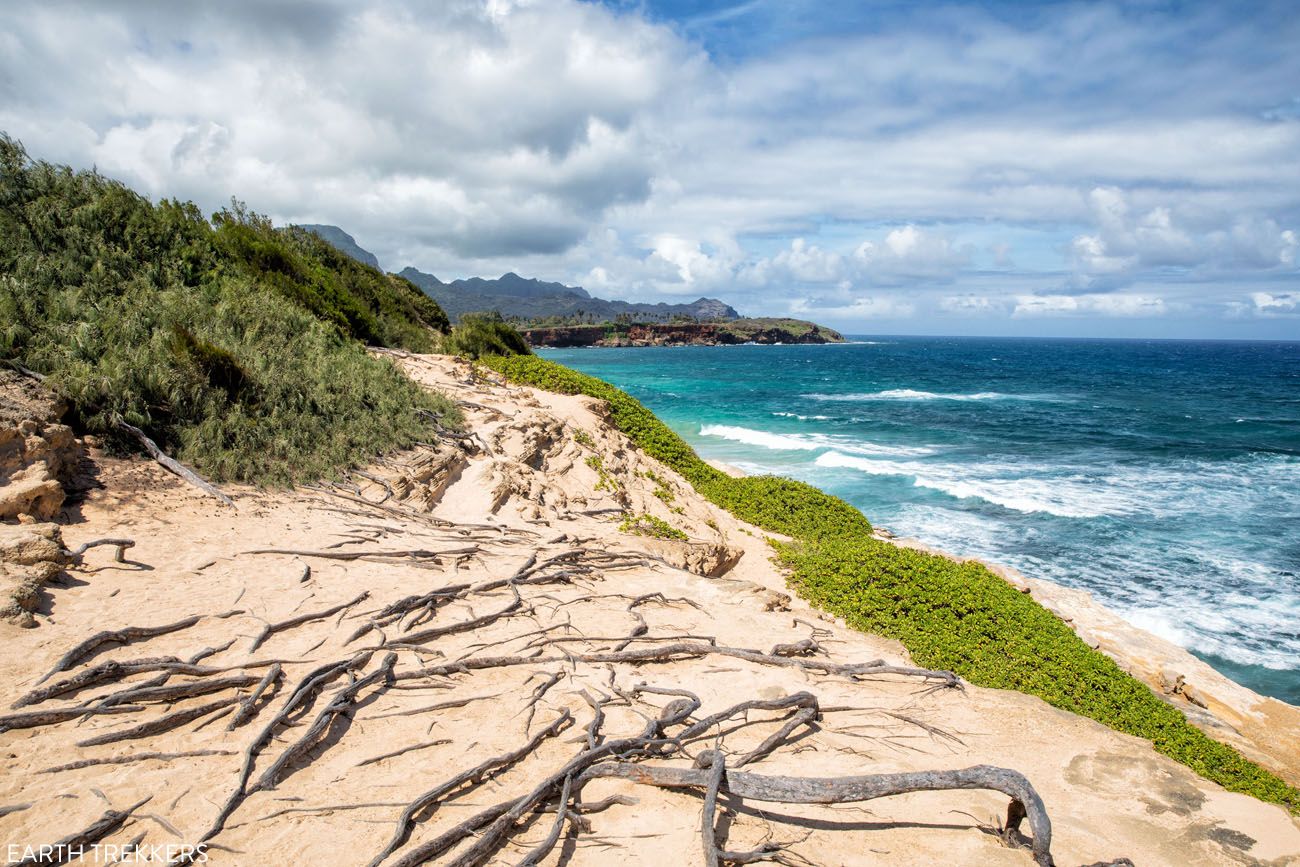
(116, 418, 234, 508)
(578, 761, 1055, 867)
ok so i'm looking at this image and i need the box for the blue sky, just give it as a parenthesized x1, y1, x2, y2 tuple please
(1, 0, 1297, 337)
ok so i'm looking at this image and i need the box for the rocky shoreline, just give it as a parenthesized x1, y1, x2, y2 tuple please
(520, 318, 844, 348)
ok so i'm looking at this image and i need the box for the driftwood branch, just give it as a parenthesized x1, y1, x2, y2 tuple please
(115, 418, 234, 508)
(579, 762, 1055, 866)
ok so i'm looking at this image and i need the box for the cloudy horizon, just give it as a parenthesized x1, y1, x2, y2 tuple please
(2, 0, 1297, 338)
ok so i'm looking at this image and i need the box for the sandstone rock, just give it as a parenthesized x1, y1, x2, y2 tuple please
(0, 521, 68, 627)
(762, 590, 792, 612)
(643, 538, 744, 578)
(1182, 683, 1209, 709)
(1159, 669, 1186, 695)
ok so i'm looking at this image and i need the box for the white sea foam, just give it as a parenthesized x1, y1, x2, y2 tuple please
(772, 411, 832, 421)
(699, 425, 934, 457)
(802, 389, 1055, 402)
(813, 452, 1134, 518)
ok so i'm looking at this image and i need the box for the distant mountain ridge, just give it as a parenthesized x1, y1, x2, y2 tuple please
(304, 224, 740, 324)
(297, 224, 380, 269)
(398, 266, 738, 324)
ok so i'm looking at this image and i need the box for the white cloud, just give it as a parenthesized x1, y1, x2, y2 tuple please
(1, 0, 1298, 334)
(1013, 293, 1169, 318)
(1068, 187, 1296, 286)
(941, 295, 1004, 315)
(1248, 292, 1299, 317)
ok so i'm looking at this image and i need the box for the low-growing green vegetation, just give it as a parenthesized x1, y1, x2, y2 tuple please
(0, 134, 459, 485)
(584, 454, 619, 493)
(572, 428, 596, 449)
(618, 512, 688, 541)
(441, 312, 532, 359)
(483, 353, 1300, 812)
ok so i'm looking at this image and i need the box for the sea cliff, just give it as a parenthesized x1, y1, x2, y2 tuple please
(521, 317, 844, 347)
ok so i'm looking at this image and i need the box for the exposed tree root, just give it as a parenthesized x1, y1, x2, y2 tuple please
(0, 704, 145, 734)
(39, 749, 236, 775)
(249, 591, 370, 652)
(35, 615, 208, 684)
(76, 697, 239, 746)
(227, 664, 284, 730)
(65, 538, 136, 564)
(13, 797, 152, 866)
(367, 710, 575, 867)
(579, 759, 1055, 866)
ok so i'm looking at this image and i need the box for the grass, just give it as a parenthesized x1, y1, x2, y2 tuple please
(482, 352, 1300, 813)
(1, 133, 459, 485)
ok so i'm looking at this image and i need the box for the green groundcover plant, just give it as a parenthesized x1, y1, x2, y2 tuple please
(483, 352, 1300, 813)
(0, 134, 459, 485)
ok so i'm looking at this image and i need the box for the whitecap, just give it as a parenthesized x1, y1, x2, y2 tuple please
(813, 452, 1132, 518)
(699, 425, 934, 457)
(802, 389, 1057, 402)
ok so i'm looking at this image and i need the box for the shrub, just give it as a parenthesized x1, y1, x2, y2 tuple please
(481, 352, 1300, 813)
(442, 312, 532, 359)
(0, 133, 460, 485)
(619, 512, 688, 541)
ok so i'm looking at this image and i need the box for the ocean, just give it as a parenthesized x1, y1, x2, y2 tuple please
(539, 337, 1300, 705)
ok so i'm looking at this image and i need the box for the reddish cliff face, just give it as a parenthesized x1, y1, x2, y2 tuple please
(521, 321, 842, 347)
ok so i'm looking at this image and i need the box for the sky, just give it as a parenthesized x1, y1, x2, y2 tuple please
(2, 0, 1298, 338)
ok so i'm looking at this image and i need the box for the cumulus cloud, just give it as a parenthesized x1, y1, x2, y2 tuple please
(0, 0, 698, 262)
(1247, 292, 1299, 317)
(1067, 187, 1297, 290)
(2, 0, 1298, 334)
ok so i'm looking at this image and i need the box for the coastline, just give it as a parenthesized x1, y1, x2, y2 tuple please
(4, 352, 1299, 864)
(876, 528, 1300, 783)
(704, 445, 1300, 782)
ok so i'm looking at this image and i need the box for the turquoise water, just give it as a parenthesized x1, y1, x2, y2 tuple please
(540, 337, 1300, 705)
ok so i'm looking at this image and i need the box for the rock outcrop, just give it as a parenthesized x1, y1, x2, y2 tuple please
(1, 370, 81, 625)
(521, 319, 844, 347)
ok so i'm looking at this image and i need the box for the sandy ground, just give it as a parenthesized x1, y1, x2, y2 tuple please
(0, 353, 1297, 866)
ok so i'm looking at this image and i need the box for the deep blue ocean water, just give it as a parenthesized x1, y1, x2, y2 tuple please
(540, 337, 1300, 704)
